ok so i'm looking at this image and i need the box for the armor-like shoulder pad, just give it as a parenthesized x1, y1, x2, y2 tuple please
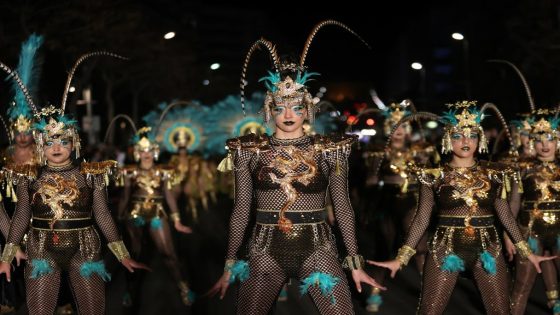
(312, 134, 357, 152)
(517, 157, 534, 171)
(3, 163, 38, 180)
(481, 160, 517, 177)
(410, 164, 442, 186)
(225, 133, 271, 152)
(80, 160, 118, 175)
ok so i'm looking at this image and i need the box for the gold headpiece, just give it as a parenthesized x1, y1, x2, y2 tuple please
(240, 20, 370, 125)
(261, 67, 320, 123)
(527, 109, 560, 152)
(440, 101, 487, 154)
(133, 127, 160, 161)
(32, 105, 81, 164)
(383, 102, 411, 135)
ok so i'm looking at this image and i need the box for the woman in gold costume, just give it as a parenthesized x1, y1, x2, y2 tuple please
(0, 52, 147, 314)
(371, 101, 553, 315)
(508, 109, 560, 315)
(117, 126, 194, 306)
(209, 20, 382, 315)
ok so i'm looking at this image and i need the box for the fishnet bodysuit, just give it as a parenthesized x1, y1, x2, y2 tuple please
(226, 134, 358, 315)
(404, 162, 524, 315)
(510, 159, 560, 314)
(0, 203, 11, 239)
(7, 163, 122, 315)
(118, 165, 188, 301)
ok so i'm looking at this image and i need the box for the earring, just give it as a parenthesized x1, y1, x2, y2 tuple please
(441, 132, 452, 154)
(479, 132, 488, 154)
(264, 104, 271, 123)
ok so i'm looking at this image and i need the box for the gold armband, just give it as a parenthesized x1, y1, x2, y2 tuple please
(547, 290, 559, 300)
(108, 241, 131, 261)
(224, 259, 236, 272)
(396, 245, 416, 267)
(342, 255, 365, 270)
(169, 212, 181, 223)
(0, 243, 20, 263)
(515, 240, 533, 259)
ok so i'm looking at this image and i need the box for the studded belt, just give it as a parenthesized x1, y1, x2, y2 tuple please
(256, 209, 326, 225)
(438, 215, 494, 228)
(31, 217, 93, 231)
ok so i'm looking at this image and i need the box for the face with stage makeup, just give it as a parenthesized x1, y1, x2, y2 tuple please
(533, 133, 557, 160)
(450, 131, 479, 159)
(272, 101, 308, 134)
(15, 131, 34, 147)
(43, 136, 73, 165)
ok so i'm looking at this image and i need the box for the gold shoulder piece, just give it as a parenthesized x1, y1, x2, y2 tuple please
(313, 134, 357, 151)
(4, 163, 38, 179)
(80, 160, 118, 175)
(412, 165, 442, 186)
(225, 133, 271, 152)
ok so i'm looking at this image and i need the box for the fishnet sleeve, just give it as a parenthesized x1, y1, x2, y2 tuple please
(92, 174, 121, 243)
(508, 179, 521, 218)
(0, 203, 10, 239)
(225, 149, 253, 260)
(494, 185, 524, 243)
(327, 150, 359, 256)
(7, 177, 31, 245)
(403, 183, 435, 249)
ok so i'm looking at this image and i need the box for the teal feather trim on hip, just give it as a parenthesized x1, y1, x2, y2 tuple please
(299, 272, 340, 304)
(227, 260, 250, 284)
(80, 260, 112, 282)
(441, 253, 465, 273)
(30, 259, 53, 279)
(150, 217, 162, 230)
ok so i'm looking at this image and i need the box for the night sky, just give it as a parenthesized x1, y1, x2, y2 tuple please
(0, 0, 559, 141)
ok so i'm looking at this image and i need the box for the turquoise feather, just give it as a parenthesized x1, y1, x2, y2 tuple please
(9, 34, 43, 120)
(441, 253, 465, 273)
(227, 260, 250, 284)
(480, 250, 497, 275)
(366, 293, 383, 306)
(258, 71, 281, 92)
(150, 217, 162, 230)
(80, 260, 111, 282)
(528, 236, 539, 254)
(30, 259, 53, 279)
(299, 272, 340, 304)
(132, 216, 146, 227)
(295, 71, 320, 85)
(553, 301, 560, 314)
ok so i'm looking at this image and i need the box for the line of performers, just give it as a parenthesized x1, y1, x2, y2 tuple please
(0, 19, 558, 315)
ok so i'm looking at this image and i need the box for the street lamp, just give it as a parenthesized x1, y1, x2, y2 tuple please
(411, 62, 426, 97)
(451, 32, 470, 98)
(164, 32, 175, 40)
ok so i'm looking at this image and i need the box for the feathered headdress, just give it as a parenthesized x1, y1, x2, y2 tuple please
(8, 34, 43, 137)
(131, 126, 159, 161)
(206, 93, 272, 156)
(1, 50, 126, 164)
(528, 108, 560, 152)
(143, 101, 208, 155)
(381, 101, 412, 135)
(240, 20, 370, 124)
